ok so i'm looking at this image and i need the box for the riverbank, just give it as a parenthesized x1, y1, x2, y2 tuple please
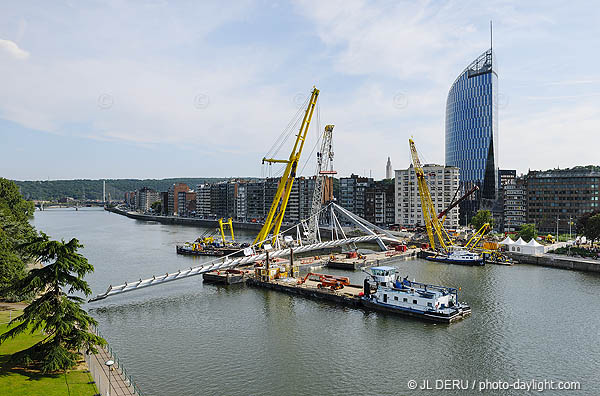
(0, 304, 98, 396)
(507, 251, 600, 273)
(105, 206, 265, 231)
(105, 206, 342, 237)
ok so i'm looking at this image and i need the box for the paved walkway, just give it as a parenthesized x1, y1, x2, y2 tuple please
(85, 346, 137, 396)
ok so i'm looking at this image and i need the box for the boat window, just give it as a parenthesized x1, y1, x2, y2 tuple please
(403, 298, 408, 302)
(427, 302, 433, 307)
(394, 296, 398, 301)
(413, 299, 417, 304)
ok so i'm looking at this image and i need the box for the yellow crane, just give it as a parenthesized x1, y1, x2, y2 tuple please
(409, 138, 455, 251)
(254, 87, 320, 247)
(218, 217, 235, 246)
(465, 223, 489, 250)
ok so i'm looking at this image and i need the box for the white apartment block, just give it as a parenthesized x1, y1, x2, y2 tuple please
(395, 164, 460, 228)
(235, 183, 248, 221)
(195, 184, 211, 218)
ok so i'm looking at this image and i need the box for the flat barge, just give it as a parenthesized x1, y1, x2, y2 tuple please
(243, 266, 470, 324)
(176, 244, 246, 257)
(327, 249, 418, 270)
(202, 268, 253, 284)
(246, 277, 363, 308)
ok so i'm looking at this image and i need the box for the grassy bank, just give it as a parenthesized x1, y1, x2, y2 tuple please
(0, 307, 98, 396)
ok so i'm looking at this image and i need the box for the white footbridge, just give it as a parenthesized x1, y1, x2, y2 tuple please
(89, 204, 401, 302)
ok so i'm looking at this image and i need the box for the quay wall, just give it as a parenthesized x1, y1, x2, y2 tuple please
(105, 207, 358, 237)
(105, 206, 264, 231)
(507, 252, 600, 273)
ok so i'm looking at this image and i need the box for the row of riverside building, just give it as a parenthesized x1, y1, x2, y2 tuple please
(124, 176, 334, 225)
(123, 175, 392, 227)
(123, 165, 599, 235)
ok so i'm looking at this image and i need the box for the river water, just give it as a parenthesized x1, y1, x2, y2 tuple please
(32, 208, 599, 395)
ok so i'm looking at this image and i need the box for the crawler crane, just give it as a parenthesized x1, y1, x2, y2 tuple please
(254, 87, 319, 248)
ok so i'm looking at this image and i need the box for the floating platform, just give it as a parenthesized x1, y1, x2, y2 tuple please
(202, 268, 253, 284)
(177, 245, 245, 257)
(327, 249, 419, 270)
(244, 273, 468, 324)
(246, 277, 363, 307)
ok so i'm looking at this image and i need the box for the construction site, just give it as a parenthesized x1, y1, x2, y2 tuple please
(89, 86, 506, 322)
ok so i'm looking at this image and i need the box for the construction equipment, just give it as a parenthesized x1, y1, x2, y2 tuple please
(438, 185, 479, 224)
(297, 272, 350, 290)
(409, 139, 455, 251)
(465, 223, 490, 250)
(305, 124, 336, 243)
(254, 87, 319, 248)
(218, 217, 235, 246)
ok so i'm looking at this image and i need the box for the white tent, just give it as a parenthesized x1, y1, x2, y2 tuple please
(523, 238, 545, 255)
(509, 237, 527, 253)
(499, 236, 514, 245)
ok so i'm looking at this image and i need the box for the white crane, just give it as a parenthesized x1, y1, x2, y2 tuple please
(305, 124, 336, 243)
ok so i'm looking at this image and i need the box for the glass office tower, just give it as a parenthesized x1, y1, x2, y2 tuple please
(445, 48, 498, 221)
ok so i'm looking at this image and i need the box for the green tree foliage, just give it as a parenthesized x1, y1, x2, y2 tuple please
(470, 210, 494, 230)
(0, 233, 106, 373)
(150, 200, 162, 214)
(576, 209, 600, 235)
(0, 178, 36, 298)
(14, 178, 233, 201)
(517, 223, 537, 241)
(583, 214, 600, 244)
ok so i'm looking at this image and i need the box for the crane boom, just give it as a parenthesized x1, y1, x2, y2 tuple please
(438, 185, 479, 222)
(465, 223, 489, 250)
(254, 87, 319, 247)
(306, 124, 335, 243)
(409, 139, 453, 251)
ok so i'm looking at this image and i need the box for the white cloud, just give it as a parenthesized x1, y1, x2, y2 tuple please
(0, 38, 29, 59)
(501, 103, 600, 172)
(0, 1, 599, 179)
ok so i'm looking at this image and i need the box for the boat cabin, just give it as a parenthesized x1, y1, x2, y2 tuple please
(370, 266, 396, 287)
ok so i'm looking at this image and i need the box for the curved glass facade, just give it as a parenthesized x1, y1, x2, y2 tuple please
(445, 49, 498, 215)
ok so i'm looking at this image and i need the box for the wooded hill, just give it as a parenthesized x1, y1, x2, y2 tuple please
(13, 178, 230, 201)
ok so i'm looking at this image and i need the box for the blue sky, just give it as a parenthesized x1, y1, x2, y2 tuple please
(1, 0, 599, 180)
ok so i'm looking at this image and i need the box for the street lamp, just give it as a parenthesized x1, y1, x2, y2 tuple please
(105, 360, 114, 396)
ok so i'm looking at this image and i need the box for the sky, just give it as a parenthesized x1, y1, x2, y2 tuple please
(0, 0, 599, 181)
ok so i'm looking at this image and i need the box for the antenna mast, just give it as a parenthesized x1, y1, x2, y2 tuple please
(490, 20, 493, 52)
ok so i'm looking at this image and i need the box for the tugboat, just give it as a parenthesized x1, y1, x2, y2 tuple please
(423, 248, 484, 266)
(362, 266, 471, 323)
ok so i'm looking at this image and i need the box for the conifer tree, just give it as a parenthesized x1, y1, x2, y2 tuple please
(0, 233, 106, 373)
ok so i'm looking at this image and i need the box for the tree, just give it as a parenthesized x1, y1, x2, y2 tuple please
(0, 233, 105, 373)
(151, 200, 162, 214)
(517, 223, 537, 241)
(470, 210, 494, 230)
(0, 178, 37, 299)
(583, 214, 600, 244)
(576, 209, 600, 236)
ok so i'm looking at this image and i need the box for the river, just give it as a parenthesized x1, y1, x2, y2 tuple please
(32, 207, 600, 395)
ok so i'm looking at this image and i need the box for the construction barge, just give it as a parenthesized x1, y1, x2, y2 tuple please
(205, 264, 470, 324)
